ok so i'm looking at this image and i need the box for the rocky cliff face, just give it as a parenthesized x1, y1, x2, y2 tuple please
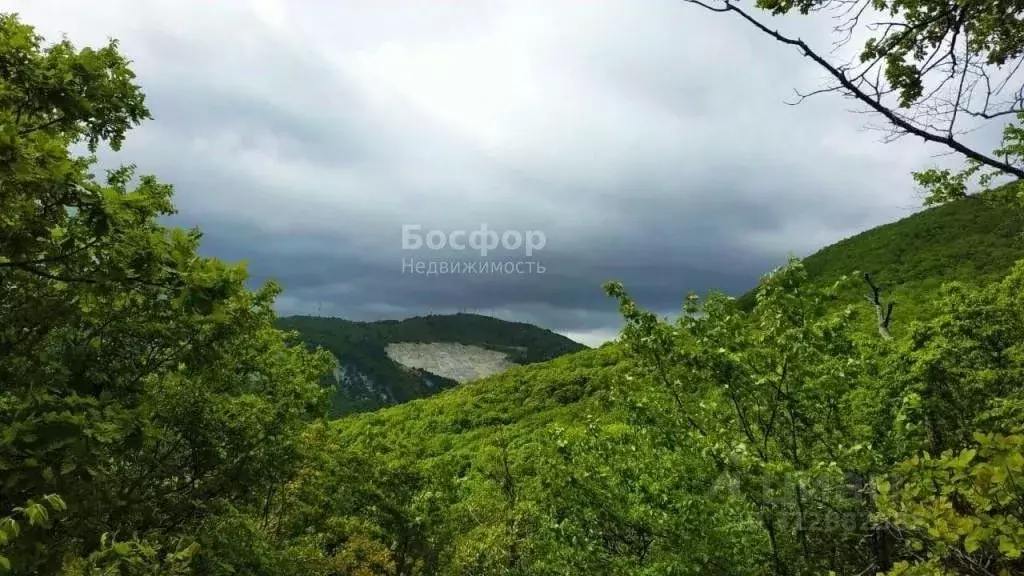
(334, 364, 393, 403)
(385, 342, 518, 383)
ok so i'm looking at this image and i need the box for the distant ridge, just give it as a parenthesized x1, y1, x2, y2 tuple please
(276, 313, 587, 417)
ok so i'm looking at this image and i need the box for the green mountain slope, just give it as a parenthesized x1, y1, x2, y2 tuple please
(287, 193, 1024, 420)
(311, 194, 1024, 573)
(339, 194, 1024, 440)
(276, 313, 587, 416)
(738, 193, 1024, 327)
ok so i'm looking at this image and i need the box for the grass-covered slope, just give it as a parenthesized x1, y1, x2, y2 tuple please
(738, 194, 1024, 326)
(276, 313, 588, 416)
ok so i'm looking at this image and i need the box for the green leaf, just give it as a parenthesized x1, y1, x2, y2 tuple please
(964, 532, 982, 553)
(999, 535, 1021, 558)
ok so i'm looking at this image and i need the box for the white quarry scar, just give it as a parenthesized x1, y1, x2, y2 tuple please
(385, 342, 518, 383)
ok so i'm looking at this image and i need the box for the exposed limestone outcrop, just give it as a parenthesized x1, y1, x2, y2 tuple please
(385, 342, 517, 383)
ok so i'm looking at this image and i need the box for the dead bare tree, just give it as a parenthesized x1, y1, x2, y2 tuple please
(864, 273, 894, 339)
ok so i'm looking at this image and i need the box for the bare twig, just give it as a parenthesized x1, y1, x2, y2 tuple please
(679, 0, 1024, 180)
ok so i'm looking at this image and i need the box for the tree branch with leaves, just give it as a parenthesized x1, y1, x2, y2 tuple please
(678, 0, 1024, 204)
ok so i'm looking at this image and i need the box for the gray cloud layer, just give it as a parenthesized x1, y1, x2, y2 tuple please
(6, 0, 978, 345)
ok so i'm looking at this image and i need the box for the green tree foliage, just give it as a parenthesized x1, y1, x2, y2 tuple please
(599, 257, 1024, 575)
(6, 8, 1024, 576)
(875, 433, 1024, 576)
(289, 253, 1024, 575)
(0, 13, 332, 574)
(606, 263, 878, 575)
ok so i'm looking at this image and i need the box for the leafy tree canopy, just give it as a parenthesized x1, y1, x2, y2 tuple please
(0, 13, 332, 574)
(5, 8, 1024, 576)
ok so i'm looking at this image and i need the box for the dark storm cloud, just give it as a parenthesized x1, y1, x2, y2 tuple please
(8, 0, 979, 345)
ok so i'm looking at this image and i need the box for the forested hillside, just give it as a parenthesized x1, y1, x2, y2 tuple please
(738, 190, 1024, 325)
(276, 314, 586, 416)
(5, 9, 1024, 576)
(309, 193, 1024, 574)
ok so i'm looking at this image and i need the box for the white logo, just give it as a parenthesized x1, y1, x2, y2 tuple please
(401, 224, 546, 257)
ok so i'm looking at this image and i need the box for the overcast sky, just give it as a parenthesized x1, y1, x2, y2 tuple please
(6, 0, 983, 346)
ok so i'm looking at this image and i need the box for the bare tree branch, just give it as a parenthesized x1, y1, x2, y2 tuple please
(680, 0, 1024, 181)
